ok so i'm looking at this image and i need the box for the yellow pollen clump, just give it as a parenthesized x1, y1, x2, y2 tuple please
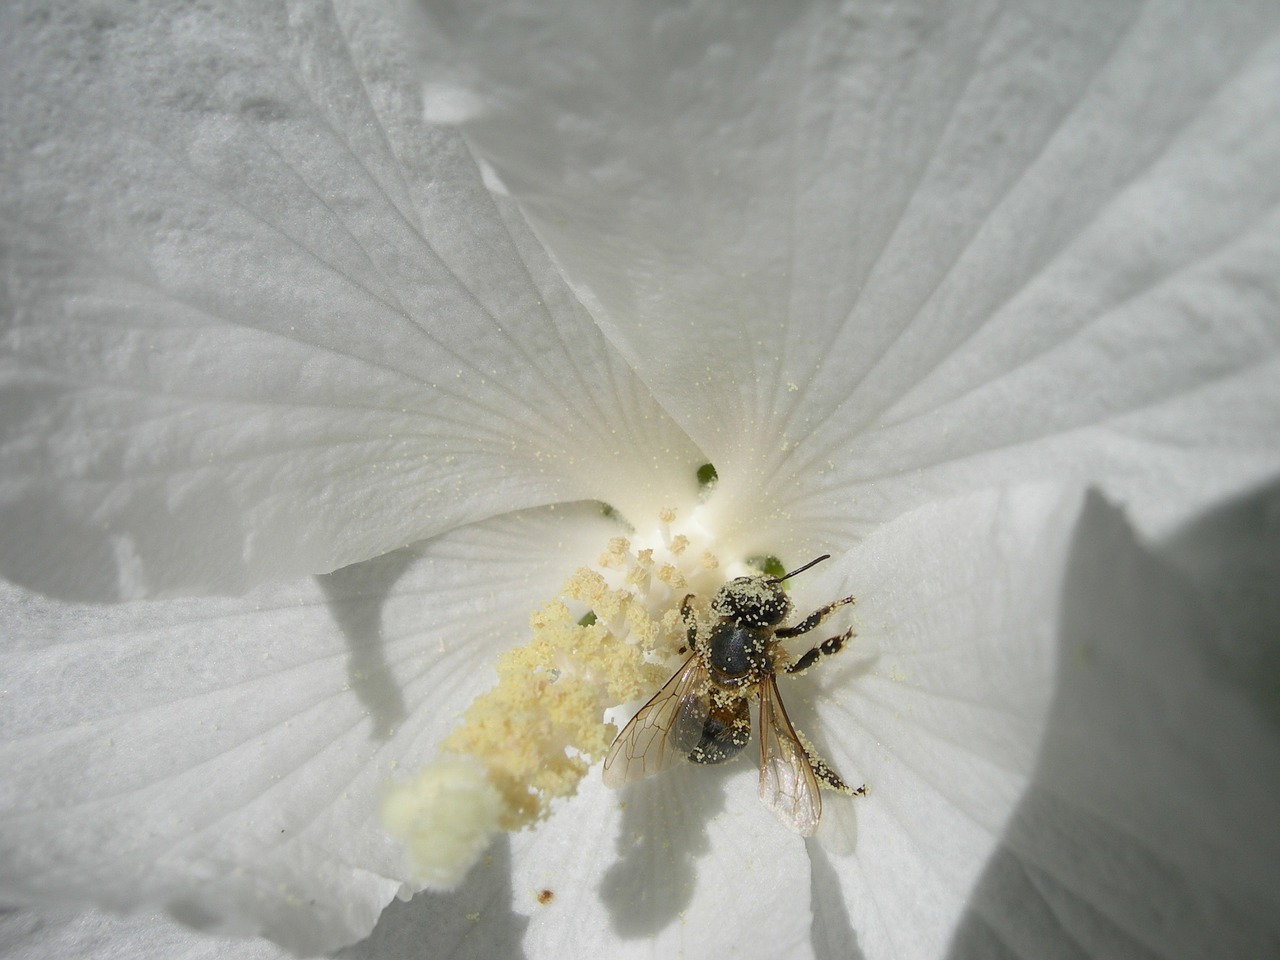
(656, 563, 686, 590)
(440, 587, 666, 831)
(598, 537, 631, 568)
(382, 507, 727, 889)
(626, 549, 655, 588)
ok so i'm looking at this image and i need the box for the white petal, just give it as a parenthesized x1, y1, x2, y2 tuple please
(0, 908, 292, 960)
(0, 503, 621, 954)
(0, 0, 700, 600)
(510, 763, 814, 960)
(336, 834, 529, 960)
(946, 485, 1280, 958)
(783, 485, 1087, 959)
(419, 0, 1280, 551)
(787, 481, 1280, 958)
(335, 777, 815, 960)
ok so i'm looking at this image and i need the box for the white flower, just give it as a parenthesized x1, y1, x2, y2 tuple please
(3, 1, 1279, 958)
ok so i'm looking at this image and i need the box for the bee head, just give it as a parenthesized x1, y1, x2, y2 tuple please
(709, 555, 832, 627)
(711, 576, 791, 626)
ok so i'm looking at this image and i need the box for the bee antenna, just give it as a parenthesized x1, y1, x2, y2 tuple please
(774, 554, 831, 583)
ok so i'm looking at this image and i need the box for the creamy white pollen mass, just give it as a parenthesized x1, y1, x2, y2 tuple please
(381, 756, 502, 890)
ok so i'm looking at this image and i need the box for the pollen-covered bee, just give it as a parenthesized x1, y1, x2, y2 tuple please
(602, 555, 864, 835)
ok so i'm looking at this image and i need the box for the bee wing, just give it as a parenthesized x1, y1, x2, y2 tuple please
(602, 654, 709, 788)
(757, 675, 822, 836)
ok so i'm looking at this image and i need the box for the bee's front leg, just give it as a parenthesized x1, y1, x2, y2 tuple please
(776, 595, 855, 639)
(679, 593, 700, 654)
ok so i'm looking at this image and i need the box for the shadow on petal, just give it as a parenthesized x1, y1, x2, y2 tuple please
(318, 550, 416, 741)
(339, 834, 528, 960)
(1159, 479, 1280, 732)
(0, 491, 119, 601)
(601, 759, 736, 937)
(808, 840, 866, 960)
(0, 481, 249, 602)
(946, 486, 1280, 959)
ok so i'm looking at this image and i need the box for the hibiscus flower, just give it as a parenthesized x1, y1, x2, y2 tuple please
(2, 1, 1278, 958)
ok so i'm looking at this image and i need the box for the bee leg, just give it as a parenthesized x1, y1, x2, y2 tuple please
(776, 595, 855, 639)
(679, 593, 699, 653)
(813, 761, 867, 796)
(785, 627, 853, 675)
(799, 736, 867, 796)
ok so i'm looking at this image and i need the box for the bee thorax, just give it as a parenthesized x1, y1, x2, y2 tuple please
(706, 622, 772, 680)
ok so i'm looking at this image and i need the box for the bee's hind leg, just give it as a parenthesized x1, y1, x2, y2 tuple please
(806, 746, 866, 795)
(794, 727, 867, 797)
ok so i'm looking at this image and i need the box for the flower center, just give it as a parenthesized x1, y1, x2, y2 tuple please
(381, 504, 742, 888)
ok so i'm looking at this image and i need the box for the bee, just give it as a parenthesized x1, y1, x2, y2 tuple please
(602, 555, 864, 835)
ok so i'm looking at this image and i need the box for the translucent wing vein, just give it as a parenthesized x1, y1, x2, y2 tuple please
(603, 654, 709, 787)
(758, 675, 822, 836)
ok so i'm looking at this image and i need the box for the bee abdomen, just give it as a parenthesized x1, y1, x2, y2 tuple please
(688, 699, 750, 764)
